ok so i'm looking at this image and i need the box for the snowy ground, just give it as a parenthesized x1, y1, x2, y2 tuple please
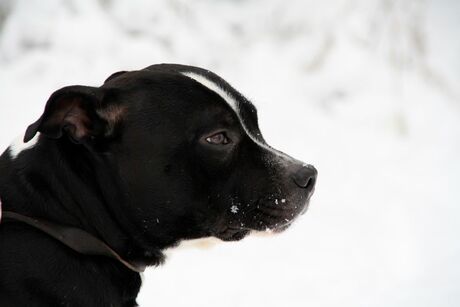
(0, 0, 459, 306)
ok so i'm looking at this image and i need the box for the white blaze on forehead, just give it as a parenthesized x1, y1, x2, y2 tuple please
(181, 71, 240, 113)
(181, 71, 262, 146)
(9, 133, 40, 159)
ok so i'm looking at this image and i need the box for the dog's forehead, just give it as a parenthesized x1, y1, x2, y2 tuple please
(143, 63, 253, 117)
(177, 70, 262, 141)
(180, 72, 240, 115)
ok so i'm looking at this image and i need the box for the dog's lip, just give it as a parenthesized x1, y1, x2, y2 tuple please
(253, 196, 311, 225)
(261, 215, 297, 233)
(213, 193, 314, 240)
(300, 198, 311, 215)
(213, 213, 300, 241)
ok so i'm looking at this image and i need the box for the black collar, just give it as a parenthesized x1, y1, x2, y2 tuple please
(0, 201, 145, 273)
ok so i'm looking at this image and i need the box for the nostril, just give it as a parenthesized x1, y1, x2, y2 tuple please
(292, 165, 317, 189)
(294, 175, 315, 189)
(305, 176, 316, 190)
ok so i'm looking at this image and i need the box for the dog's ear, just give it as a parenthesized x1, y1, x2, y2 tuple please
(24, 85, 110, 144)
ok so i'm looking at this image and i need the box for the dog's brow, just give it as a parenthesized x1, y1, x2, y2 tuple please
(181, 72, 239, 113)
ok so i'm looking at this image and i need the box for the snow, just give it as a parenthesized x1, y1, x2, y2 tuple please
(0, 0, 459, 306)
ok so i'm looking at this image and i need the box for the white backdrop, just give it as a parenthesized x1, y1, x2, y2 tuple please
(0, 0, 459, 306)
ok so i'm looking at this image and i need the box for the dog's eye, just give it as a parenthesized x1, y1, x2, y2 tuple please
(205, 132, 230, 145)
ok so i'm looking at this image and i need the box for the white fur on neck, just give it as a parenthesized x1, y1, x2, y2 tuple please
(9, 133, 40, 159)
(175, 237, 222, 250)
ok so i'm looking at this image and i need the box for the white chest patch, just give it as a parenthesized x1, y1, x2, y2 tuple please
(8, 133, 40, 159)
(163, 237, 222, 259)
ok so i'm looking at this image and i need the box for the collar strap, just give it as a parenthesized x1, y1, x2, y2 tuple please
(0, 208, 145, 273)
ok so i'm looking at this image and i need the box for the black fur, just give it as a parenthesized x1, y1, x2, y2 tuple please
(0, 64, 317, 306)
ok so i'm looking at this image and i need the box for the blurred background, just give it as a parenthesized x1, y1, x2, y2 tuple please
(0, 0, 459, 306)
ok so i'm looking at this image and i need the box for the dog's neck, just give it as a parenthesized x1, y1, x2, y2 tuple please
(0, 134, 164, 267)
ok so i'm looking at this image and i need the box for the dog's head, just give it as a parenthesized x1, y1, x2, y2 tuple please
(24, 64, 317, 248)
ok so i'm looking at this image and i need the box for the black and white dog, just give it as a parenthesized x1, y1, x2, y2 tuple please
(0, 64, 317, 306)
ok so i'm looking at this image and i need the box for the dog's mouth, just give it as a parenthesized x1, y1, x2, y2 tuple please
(212, 193, 313, 242)
(251, 194, 312, 227)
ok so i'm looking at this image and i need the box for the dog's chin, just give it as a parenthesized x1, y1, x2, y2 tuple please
(213, 217, 296, 241)
(214, 228, 251, 242)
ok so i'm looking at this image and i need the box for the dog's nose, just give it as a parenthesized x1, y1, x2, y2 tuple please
(292, 164, 317, 190)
